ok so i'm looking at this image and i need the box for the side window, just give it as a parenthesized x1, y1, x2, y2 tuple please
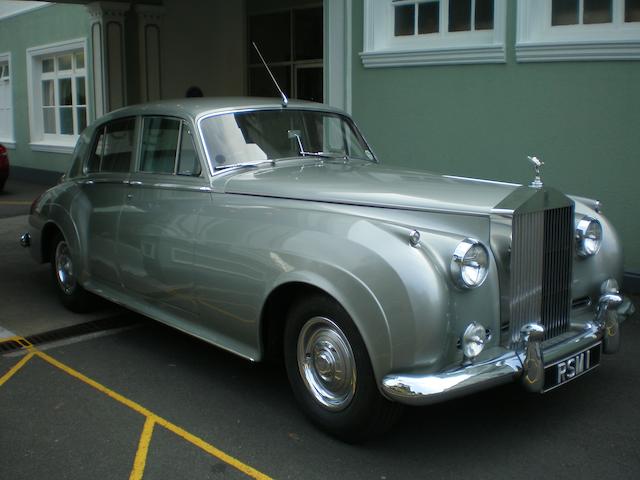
(140, 117, 180, 174)
(177, 124, 202, 176)
(86, 125, 105, 173)
(87, 118, 135, 173)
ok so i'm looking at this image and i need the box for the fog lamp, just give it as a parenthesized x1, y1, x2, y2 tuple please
(461, 322, 487, 360)
(576, 216, 602, 257)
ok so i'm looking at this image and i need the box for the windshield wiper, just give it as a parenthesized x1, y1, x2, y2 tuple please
(215, 160, 274, 171)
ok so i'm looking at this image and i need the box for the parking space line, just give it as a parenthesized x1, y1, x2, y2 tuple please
(0, 351, 34, 387)
(31, 349, 272, 479)
(130, 416, 156, 480)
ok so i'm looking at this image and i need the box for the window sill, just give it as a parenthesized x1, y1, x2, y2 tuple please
(516, 40, 640, 62)
(360, 44, 506, 68)
(29, 141, 76, 154)
(0, 139, 16, 149)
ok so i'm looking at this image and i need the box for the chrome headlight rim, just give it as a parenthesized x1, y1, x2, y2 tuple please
(450, 238, 490, 289)
(576, 216, 602, 258)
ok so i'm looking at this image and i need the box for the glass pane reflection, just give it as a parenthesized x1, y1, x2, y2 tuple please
(418, 2, 439, 34)
(449, 0, 471, 31)
(552, 0, 579, 25)
(395, 4, 415, 36)
(59, 107, 73, 135)
(626, 0, 640, 22)
(584, 0, 612, 24)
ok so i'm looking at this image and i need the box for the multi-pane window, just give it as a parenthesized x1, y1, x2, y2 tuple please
(552, 0, 640, 25)
(0, 58, 12, 142)
(516, 0, 640, 62)
(393, 0, 494, 36)
(40, 50, 87, 137)
(361, 0, 506, 67)
(247, 5, 323, 103)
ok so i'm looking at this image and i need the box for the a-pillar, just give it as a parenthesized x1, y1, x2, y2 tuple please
(87, 1, 130, 118)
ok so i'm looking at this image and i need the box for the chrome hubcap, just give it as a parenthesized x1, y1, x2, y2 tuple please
(55, 241, 76, 295)
(297, 316, 356, 411)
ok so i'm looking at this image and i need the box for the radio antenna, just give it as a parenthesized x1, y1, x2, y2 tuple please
(252, 41, 288, 107)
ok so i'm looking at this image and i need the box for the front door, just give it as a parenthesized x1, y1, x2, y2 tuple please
(117, 116, 206, 317)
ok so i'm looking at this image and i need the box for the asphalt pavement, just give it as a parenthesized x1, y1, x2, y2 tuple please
(1, 181, 639, 479)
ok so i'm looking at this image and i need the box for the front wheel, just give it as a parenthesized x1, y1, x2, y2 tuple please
(284, 294, 402, 442)
(50, 232, 94, 312)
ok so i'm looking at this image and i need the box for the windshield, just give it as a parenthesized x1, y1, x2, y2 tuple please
(199, 109, 375, 168)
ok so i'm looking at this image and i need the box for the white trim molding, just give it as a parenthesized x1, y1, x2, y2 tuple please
(0, 1, 50, 21)
(360, 0, 507, 68)
(325, 0, 352, 112)
(516, 0, 640, 62)
(0, 51, 14, 145)
(26, 38, 88, 152)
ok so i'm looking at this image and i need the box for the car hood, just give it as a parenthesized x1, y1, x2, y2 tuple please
(219, 161, 521, 215)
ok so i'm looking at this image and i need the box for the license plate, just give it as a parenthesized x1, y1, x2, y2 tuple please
(542, 343, 601, 392)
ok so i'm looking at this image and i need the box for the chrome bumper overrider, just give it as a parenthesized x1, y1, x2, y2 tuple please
(382, 289, 635, 406)
(19, 232, 31, 248)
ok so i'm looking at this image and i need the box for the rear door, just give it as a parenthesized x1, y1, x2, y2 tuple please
(77, 117, 135, 288)
(117, 116, 207, 317)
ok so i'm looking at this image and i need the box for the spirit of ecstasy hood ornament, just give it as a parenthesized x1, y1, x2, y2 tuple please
(527, 155, 544, 188)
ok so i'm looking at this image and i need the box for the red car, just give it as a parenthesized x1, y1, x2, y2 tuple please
(0, 143, 9, 191)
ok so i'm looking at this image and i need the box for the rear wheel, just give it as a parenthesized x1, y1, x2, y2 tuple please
(284, 294, 402, 442)
(50, 232, 94, 312)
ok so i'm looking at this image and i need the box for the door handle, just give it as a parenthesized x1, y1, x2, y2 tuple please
(126, 194, 133, 202)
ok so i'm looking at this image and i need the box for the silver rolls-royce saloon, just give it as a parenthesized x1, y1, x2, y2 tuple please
(21, 98, 635, 441)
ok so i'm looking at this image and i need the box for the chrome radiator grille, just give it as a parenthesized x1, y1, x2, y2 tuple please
(509, 205, 574, 342)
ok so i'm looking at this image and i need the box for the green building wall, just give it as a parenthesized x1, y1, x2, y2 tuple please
(0, 4, 90, 175)
(350, 0, 640, 275)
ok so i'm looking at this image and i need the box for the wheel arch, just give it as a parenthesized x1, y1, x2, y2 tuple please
(259, 270, 393, 383)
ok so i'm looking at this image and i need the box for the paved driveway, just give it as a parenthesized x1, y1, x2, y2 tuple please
(1, 183, 639, 479)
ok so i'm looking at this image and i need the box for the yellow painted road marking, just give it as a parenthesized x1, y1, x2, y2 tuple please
(0, 200, 32, 205)
(130, 416, 156, 480)
(0, 352, 34, 387)
(33, 350, 272, 480)
(154, 418, 272, 479)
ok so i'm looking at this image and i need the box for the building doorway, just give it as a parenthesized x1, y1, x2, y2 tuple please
(247, 4, 323, 103)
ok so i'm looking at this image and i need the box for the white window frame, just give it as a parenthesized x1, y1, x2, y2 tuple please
(517, 0, 640, 62)
(26, 38, 88, 154)
(360, 0, 507, 67)
(0, 52, 15, 148)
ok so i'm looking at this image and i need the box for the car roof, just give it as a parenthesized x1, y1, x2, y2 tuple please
(102, 97, 345, 124)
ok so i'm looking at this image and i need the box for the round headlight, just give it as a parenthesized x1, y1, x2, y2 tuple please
(461, 322, 487, 359)
(576, 216, 602, 257)
(451, 238, 489, 289)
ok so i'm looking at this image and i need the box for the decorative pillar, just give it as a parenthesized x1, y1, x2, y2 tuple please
(136, 4, 164, 102)
(87, 1, 130, 117)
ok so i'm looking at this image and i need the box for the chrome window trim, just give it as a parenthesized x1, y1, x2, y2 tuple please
(137, 115, 204, 178)
(195, 106, 378, 176)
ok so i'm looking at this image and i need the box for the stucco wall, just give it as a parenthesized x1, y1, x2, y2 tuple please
(0, 3, 90, 174)
(350, 0, 640, 273)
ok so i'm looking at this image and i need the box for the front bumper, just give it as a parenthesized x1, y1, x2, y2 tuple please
(382, 290, 635, 406)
